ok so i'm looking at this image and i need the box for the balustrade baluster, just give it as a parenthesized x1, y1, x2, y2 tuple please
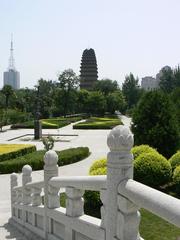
(66, 187, 84, 217)
(32, 186, 42, 206)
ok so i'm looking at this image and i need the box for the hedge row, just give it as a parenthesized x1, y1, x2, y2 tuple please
(0, 147, 90, 174)
(73, 117, 122, 129)
(0, 144, 36, 162)
(11, 117, 83, 129)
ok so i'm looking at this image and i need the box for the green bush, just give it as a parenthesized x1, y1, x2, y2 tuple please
(169, 151, 180, 171)
(84, 158, 106, 214)
(131, 145, 157, 160)
(0, 144, 36, 162)
(172, 166, 180, 194)
(89, 158, 107, 174)
(0, 147, 90, 174)
(134, 152, 172, 187)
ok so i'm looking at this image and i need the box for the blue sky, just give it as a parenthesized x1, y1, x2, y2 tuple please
(1, 0, 180, 88)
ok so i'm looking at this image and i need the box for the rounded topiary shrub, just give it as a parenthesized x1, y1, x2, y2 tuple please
(134, 152, 172, 188)
(131, 145, 157, 160)
(84, 158, 107, 216)
(169, 151, 180, 171)
(172, 166, 180, 194)
(89, 158, 107, 175)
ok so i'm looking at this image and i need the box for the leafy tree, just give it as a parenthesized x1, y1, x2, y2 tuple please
(58, 69, 79, 90)
(76, 89, 90, 113)
(171, 87, 180, 127)
(0, 110, 7, 131)
(1, 85, 14, 109)
(106, 91, 126, 114)
(37, 79, 56, 118)
(159, 66, 174, 93)
(58, 69, 79, 116)
(173, 65, 180, 88)
(86, 91, 106, 115)
(93, 79, 119, 95)
(122, 73, 141, 109)
(132, 91, 179, 158)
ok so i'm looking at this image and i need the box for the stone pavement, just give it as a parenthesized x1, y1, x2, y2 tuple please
(0, 116, 131, 239)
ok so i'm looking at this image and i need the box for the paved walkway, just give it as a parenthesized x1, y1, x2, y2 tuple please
(0, 116, 131, 239)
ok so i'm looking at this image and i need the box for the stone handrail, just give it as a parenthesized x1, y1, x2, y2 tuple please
(26, 180, 44, 188)
(49, 175, 107, 191)
(9, 125, 180, 240)
(118, 179, 180, 228)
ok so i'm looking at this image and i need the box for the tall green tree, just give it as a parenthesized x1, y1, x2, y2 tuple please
(76, 89, 90, 113)
(159, 66, 174, 93)
(173, 65, 180, 88)
(106, 91, 126, 114)
(57, 69, 79, 116)
(36, 79, 56, 118)
(1, 85, 14, 109)
(132, 91, 179, 158)
(122, 73, 141, 109)
(86, 91, 106, 115)
(171, 87, 180, 128)
(93, 79, 119, 95)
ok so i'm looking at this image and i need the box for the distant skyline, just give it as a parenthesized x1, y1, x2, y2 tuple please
(1, 0, 180, 89)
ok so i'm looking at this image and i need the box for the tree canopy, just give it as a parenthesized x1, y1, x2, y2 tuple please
(93, 79, 119, 95)
(132, 91, 179, 158)
(122, 73, 141, 109)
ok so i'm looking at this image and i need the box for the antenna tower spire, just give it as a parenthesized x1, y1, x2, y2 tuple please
(8, 34, 15, 70)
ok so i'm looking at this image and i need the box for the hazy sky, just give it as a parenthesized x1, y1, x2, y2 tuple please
(1, 0, 180, 88)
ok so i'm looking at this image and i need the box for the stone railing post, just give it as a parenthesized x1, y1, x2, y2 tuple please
(10, 173, 18, 216)
(65, 187, 84, 240)
(32, 187, 42, 206)
(66, 187, 84, 217)
(22, 165, 32, 205)
(44, 150, 59, 238)
(106, 125, 135, 240)
(22, 165, 32, 226)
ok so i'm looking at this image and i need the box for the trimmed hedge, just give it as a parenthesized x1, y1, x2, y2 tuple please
(73, 117, 122, 129)
(169, 151, 180, 171)
(172, 166, 180, 194)
(0, 147, 90, 174)
(0, 144, 36, 162)
(134, 152, 172, 187)
(11, 117, 82, 129)
(131, 145, 158, 160)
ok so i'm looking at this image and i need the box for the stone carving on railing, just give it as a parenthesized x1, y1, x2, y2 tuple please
(11, 173, 18, 205)
(106, 125, 141, 240)
(66, 187, 84, 217)
(32, 186, 42, 206)
(22, 165, 32, 205)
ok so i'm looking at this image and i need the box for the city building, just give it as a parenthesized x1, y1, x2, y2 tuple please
(141, 66, 171, 91)
(141, 76, 158, 90)
(80, 48, 98, 90)
(3, 37, 20, 89)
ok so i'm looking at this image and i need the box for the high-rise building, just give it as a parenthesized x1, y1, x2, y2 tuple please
(80, 48, 98, 90)
(3, 37, 20, 89)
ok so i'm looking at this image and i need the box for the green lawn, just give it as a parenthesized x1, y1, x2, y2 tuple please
(140, 209, 180, 240)
(59, 193, 180, 239)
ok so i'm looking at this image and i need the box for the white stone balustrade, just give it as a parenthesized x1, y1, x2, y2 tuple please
(9, 125, 180, 240)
